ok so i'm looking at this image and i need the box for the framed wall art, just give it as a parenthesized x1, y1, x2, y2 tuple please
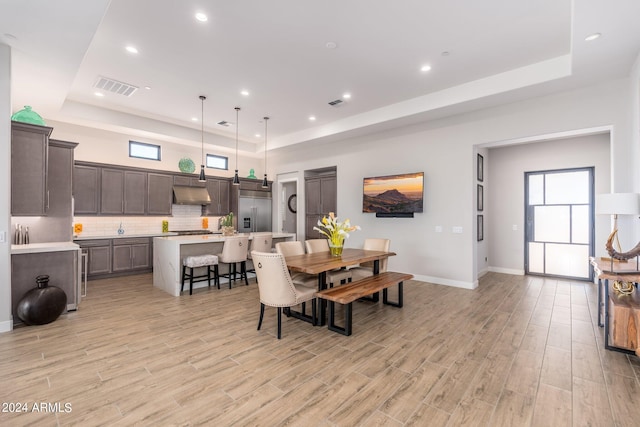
(477, 184, 483, 211)
(477, 153, 484, 182)
(477, 215, 484, 241)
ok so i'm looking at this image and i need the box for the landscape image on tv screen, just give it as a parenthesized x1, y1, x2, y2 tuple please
(363, 172, 424, 214)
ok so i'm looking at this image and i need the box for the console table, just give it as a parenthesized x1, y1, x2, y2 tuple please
(589, 257, 640, 355)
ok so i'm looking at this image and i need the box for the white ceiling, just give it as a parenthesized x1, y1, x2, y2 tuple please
(2, 0, 640, 154)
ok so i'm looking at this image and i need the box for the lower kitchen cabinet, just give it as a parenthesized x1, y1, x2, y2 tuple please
(77, 237, 152, 279)
(112, 238, 151, 272)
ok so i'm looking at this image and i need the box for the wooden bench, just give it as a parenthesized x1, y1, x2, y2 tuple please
(315, 271, 413, 336)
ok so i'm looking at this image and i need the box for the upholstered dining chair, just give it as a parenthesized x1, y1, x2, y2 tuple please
(252, 251, 317, 339)
(274, 241, 317, 288)
(304, 239, 352, 288)
(216, 235, 250, 288)
(349, 238, 391, 280)
(247, 233, 273, 281)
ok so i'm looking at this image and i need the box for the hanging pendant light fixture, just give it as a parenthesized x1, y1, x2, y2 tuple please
(232, 107, 241, 185)
(198, 95, 207, 182)
(261, 116, 269, 188)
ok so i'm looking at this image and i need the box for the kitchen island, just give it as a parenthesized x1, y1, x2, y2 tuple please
(153, 233, 295, 296)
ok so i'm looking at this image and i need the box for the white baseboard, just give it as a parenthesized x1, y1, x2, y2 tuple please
(411, 274, 477, 290)
(488, 266, 525, 276)
(0, 319, 13, 333)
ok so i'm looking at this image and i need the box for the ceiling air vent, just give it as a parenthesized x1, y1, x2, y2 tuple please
(328, 99, 343, 107)
(93, 76, 138, 97)
(217, 120, 231, 127)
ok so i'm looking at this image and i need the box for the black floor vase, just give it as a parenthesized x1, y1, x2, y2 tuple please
(16, 275, 67, 325)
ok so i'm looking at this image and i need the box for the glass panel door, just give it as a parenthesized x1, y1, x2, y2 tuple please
(525, 168, 594, 280)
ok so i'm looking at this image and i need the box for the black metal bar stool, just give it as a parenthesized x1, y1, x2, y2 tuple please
(181, 254, 219, 295)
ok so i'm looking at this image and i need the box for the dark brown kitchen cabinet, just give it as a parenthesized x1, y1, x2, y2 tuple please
(112, 238, 151, 272)
(78, 239, 112, 277)
(100, 168, 124, 214)
(147, 173, 173, 215)
(100, 168, 147, 215)
(11, 121, 52, 216)
(123, 171, 147, 214)
(73, 165, 100, 214)
(305, 174, 337, 238)
(174, 175, 206, 187)
(204, 178, 230, 215)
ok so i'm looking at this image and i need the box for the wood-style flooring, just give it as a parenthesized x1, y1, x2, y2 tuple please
(1, 272, 639, 426)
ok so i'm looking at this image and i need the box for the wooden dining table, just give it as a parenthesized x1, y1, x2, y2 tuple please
(284, 248, 396, 325)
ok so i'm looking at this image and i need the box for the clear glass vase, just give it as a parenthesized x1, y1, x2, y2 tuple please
(329, 243, 343, 256)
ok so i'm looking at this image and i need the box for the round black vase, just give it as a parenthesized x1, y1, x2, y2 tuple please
(16, 275, 67, 325)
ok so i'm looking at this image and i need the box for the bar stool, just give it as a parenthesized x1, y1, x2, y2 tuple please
(181, 254, 219, 295)
(247, 233, 273, 281)
(216, 236, 250, 288)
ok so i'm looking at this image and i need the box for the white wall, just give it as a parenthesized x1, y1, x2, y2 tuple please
(0, 45, 12, 331)
(48, 120, 264, 179)
(487, 134, 610, 274)
(270, 78, 633, 289)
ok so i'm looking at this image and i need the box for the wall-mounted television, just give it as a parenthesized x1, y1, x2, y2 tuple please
(363, 172, 424, 217)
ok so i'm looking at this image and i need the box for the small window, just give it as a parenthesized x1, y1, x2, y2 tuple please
(129, 140, 161, 161)
(206, 154, 228, 170)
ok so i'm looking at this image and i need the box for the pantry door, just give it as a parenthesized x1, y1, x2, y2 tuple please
(525, 167, 594, 280)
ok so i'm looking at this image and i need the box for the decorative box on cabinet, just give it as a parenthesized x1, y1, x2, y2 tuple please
(11, 121, 52, 216)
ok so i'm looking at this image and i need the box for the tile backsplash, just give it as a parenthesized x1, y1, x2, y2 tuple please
(74, 205, 222, 237)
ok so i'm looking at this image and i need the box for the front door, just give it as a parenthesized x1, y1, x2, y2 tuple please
(525, 167, 594, 280)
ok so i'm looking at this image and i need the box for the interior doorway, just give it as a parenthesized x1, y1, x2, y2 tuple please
(525, 167, 594, 280)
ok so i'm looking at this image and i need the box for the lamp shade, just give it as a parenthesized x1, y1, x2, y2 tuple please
(595, 193, 640, 215)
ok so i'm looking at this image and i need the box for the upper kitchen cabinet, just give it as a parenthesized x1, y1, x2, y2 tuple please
(147, 173, 173, 215)
(73, 165, 100, 214)
(123, 171, 147, 214)
(173, 175, 206, 187)
(102, 168, 148, 215)
(11, 121, 53, 216)
(204, 177, 230, 216)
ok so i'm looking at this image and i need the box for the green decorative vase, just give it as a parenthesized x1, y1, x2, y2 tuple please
(11, 105, 46, 126)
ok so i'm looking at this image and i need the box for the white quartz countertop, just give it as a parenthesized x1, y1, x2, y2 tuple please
(154, 232, 296, 245)
(11, 241, 80, 255)
(74, 232, 180, 240)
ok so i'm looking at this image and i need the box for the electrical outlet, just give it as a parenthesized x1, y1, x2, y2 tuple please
(512, 224, 518, 231)
(452, 226, 463, 234)
(435, 226, 443, 233)
(0, 231, 5, 243)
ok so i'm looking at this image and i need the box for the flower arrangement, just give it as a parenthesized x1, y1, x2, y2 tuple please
(313, 212, 360, 255)
(220, 212, 235, 236)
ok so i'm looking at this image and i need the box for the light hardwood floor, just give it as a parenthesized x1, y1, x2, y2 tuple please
(1, 272, 639, 426)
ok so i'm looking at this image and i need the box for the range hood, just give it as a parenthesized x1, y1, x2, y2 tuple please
(172, 185, 211, 205)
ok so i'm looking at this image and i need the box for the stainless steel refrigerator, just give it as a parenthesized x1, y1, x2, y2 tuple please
(238, 190, 272, 232)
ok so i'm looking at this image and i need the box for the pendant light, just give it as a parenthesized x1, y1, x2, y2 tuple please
(261, 116, 269, 188)
(232, 107, 241, 185)
(198, 95, 207, 182)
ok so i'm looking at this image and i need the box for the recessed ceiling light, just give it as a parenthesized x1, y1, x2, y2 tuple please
(309, 116, 316, 121)
(195, 12, 208, 22)
(441, 51, 450, 57)
(585, 32, 601, 41)
(241, 90, 249, 96)
(326, 41, 338, 49)
(342, 93, 351, 99)
(144, 86, 151, 90)
(255, 133, 261, 138)
(420, 65, 432, 72)
(125, 45, 138, 54)
(191, 117, 198, 122)
(95, 92, 104, 97)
